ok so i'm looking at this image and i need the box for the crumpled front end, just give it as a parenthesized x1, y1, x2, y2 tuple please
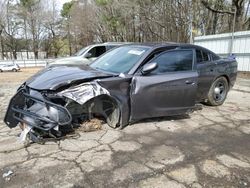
(4, 81, 120, 143)
(4, 86, 72, 142)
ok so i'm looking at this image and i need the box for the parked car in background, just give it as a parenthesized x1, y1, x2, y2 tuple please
(4, 43, 237, 142)
(47, 42, 128, 66)
(0, 63, 20, 72)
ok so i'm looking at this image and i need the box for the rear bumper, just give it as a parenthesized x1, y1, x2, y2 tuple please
(4, 88, 72, 132)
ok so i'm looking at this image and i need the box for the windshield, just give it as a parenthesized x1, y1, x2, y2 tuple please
(74, 46, 92, 56)
(90, 46, 149, 73)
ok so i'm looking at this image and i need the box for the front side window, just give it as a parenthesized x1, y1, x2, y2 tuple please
(74, 46, 92, 56)
(90, 46, 149, 73)
(150, 50, 193, 74)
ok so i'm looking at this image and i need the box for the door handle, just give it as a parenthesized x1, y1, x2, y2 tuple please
(185, 80, 195, 85)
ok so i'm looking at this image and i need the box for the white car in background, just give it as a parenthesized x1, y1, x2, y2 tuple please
(47, 42, 128, 66)
(0, 63, 20, 72)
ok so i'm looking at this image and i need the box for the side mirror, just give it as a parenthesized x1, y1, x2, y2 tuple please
(84, 52, 92, 58)
(141, 62, 158, 75)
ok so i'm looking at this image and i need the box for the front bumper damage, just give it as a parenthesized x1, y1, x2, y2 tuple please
(4, 88, 72, 142)
(4, 81, 119, 143)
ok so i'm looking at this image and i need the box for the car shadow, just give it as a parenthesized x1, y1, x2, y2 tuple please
(129, 114, 191, 126)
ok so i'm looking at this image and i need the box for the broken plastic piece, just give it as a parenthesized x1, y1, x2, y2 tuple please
(59, 82, 110, 105)
(18, 124, 31, 142)
(2, 170, 14, 179)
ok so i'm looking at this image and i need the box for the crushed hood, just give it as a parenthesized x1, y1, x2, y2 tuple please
(26, 65, 114, 90)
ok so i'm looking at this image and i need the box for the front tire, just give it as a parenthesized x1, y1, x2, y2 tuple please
(12, 68, 17, 72)
(0, 69, 2, 72)
(207, 77, 229, 106)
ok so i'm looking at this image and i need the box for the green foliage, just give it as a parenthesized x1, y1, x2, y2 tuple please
(61, 1, 74, 18)
(20, 0, 39, 9)
(95, 0, 112, 6)
(60, 39, 70, 56)
(103, 15, 120, 29)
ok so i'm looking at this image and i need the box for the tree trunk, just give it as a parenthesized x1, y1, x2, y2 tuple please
(0, 32, 4, 59)
(67, 22, 72, 55)
(235, 8, 244, 31)
(24, 19, 29, 59)
(13, 50, 17, 59)
(212, 12, 218, 34)
(34, 50, 38, 59)
(232, 0, 245, 31)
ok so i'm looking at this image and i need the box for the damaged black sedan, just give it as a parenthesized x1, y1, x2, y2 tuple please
(4, 43, 237, 141)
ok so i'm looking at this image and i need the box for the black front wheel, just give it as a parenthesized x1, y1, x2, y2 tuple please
(12, 68, 17, 72)
(207, 77, 229, 106)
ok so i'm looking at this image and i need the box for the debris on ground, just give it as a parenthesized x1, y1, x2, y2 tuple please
(18, 124, 32, 142)
(2, 170, 14, 181)
(77, 118, 103, 132)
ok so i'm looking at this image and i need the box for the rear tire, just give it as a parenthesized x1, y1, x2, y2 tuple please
(206, 77, 229, 106)
(0, 69, 2, 72)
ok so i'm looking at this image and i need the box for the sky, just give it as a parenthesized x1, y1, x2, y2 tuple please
(0, 0, 72, 11)
(0, 0, 73, 19)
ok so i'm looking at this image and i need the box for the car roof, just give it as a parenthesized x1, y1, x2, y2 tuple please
(90, 42, 131, 47)
(90, 42, 211, 50)
(90, 42, 218, 56)
(123, 42, 198, 48)
(122, 42, 218, 56)
(103, 42, 131, 45)
(89, 42, 200, 49)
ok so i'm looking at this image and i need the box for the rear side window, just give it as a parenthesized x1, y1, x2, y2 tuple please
(150, 50, 193, 74)
(196, 49, 209, 63)
(210, 53, 220, 61)
(203, 51, 209, 61)
(196, 50, 203, 63)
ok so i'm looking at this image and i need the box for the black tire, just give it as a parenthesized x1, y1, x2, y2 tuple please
(0, 69, 2, 72)
(12, 68, 17, 72)
(207, 76, 229, 106)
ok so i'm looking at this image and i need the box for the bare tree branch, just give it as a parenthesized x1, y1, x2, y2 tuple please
(201, 0, 234, 15)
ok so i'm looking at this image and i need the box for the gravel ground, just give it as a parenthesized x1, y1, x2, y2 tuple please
(0, 68, 250, 188)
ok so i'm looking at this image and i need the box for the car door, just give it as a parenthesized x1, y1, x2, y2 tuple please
(196, 49, 217, 101)
(3, 64, 10, 71)
(8, 64, 14, 71)
(130, 49, 198, 121)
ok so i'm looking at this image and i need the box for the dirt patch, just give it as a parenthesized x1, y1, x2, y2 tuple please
(0, 67, 42, 84)
(237, 71, 250, 79)
(77, 118, 103, 132)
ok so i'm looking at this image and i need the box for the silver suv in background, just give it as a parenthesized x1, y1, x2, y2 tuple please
(0, 63, 20, 72)
(47, 42, 128, 66)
